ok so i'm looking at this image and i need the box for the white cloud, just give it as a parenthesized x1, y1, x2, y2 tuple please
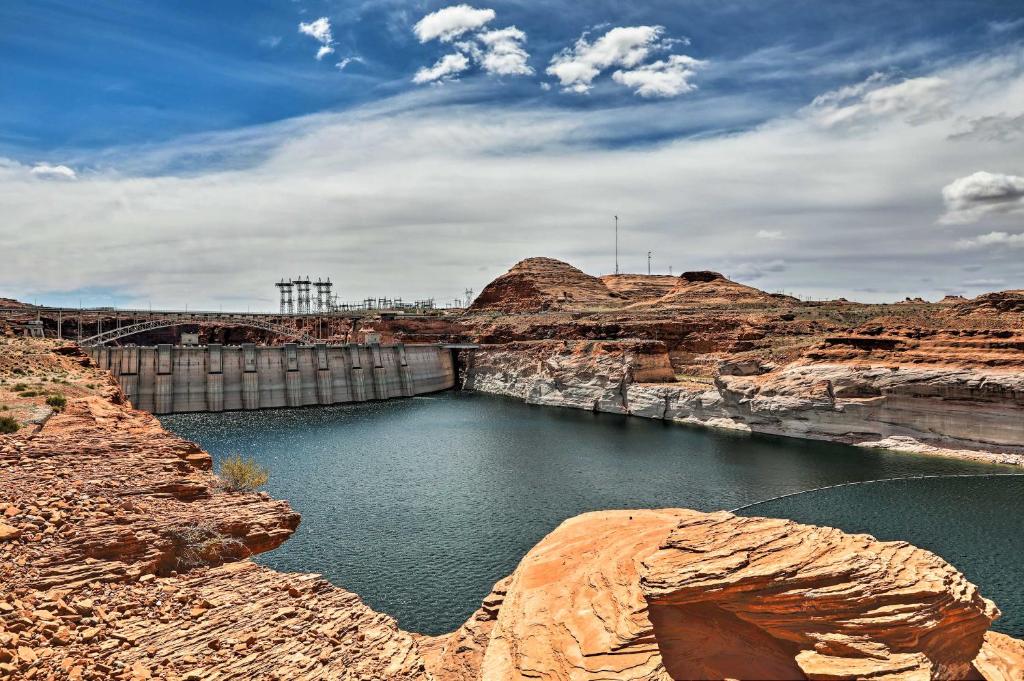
(299, 17, 332, 44)
(30, 163, 76, 180)
(547, 26, 664, 93)
(414, 5, 494, 43)
(956, 231, 1024, 249)
(4, 52, 1024, 308)
(411, 9, 531, 84)
(413, 52, 470, 84)
(260, 36, 282, 49)
(941, 171, 1024, 224)
(809, 75, 951, 128)
(612, 54, 704, 98)
(335, 57, 362, 71)
(756, 230, 785, 240)
(477, 27, 532, 76)
(546, 26, 701, 97)
(299, 17, 335, 60)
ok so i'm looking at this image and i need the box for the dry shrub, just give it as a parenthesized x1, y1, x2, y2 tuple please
(165, 523, 248, 573)
(0, 415, 19, 434)
(218, 453, 269, 492)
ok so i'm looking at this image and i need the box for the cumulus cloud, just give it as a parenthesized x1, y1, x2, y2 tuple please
(546, 26, 700, 96)
(411, 6, 531, 83)
(477, 27, 532, 76)
(413, 5, 494, 43)
(547, 26, 663, 93)
(956, 231, 1024, 249)
(941, 171, 1024, 223)
(30, 163, 76, 180)
(299, 17, 335, 60)
(611, 54, 704, 98)
(413, 53, 471, 84)
(809, 74, 951, 128)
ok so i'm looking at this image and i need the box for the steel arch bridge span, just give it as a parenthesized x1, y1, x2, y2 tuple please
(79, 316, 318, 346)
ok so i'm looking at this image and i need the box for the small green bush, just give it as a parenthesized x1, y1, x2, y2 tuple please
(0, 415, 19, 434)
(46, 394, 67, 411)
(18, 390, 38, 397)
(12, 383, 28, 392)
(218, 454, 269, 492)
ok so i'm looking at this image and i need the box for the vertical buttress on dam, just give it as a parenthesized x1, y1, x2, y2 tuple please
(89, 343, 456, 414)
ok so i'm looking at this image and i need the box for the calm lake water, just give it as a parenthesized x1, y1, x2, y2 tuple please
(160, 391, 1021, 636)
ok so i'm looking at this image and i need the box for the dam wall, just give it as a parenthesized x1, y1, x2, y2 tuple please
(89, 343, 455, 414)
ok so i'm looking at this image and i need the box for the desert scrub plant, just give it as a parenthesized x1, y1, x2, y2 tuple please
(46, 393, 67, 411)
(12, 383, 28, 392)
(218, 454, 269, 492)
(164, 523, 247, 573)
(0, 415, 19, 434)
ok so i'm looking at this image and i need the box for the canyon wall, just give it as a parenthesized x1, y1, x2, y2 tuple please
(2, 338, 1023, 679)
(463, 341, 1024, 464)
(89, 342, 455, 414)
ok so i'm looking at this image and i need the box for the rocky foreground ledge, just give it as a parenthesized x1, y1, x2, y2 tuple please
(1, 338, 1023, 680)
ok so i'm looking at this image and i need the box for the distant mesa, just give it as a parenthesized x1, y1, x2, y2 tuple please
(469, 257, 624, 313)
(0, 297, 32, 309)
(468, 257, 783, 314)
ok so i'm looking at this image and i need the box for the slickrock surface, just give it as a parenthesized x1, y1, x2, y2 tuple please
(974, 632, 1024, 681)
(427, 509, 1020, 681)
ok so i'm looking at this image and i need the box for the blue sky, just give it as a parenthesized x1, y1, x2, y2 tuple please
(4, 0, 1019, 153)
(2, 1, 1024, 308)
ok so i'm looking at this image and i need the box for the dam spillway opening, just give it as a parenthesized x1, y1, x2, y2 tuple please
(157, 391, 1024, 638)
(89, 342, 457, 414)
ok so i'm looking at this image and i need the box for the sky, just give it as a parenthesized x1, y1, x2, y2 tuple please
(2, 0, 1024, 310)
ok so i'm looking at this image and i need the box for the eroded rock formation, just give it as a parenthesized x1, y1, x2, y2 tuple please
(460, 258, 1024, 465)
(426, 509, 1020, 681)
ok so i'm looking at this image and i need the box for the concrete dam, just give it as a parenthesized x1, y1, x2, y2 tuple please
(89, 343, 456, 415)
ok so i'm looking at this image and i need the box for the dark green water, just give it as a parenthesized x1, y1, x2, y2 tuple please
(159, 391, 1021, 636)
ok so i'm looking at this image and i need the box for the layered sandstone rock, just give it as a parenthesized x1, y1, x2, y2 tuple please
(600, 274, 679, 302)
(629, 270, 791, 309)
(426, 509, 1016, 681)
(0, 339, 423, 680)
(463, 339, 1024, 463)
(461, 340, 675, 412)
(470, 258, 626, 313)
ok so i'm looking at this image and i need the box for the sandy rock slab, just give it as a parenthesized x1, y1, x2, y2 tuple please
(431, 509, 1021, 681)
(0, 561, 427, 680)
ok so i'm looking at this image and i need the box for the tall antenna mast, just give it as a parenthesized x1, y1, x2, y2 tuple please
(614, 215, 619, 275)
(647, 251, 651, 275)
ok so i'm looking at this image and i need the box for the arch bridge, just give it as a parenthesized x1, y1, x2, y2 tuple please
(79, 315, 318, 346)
